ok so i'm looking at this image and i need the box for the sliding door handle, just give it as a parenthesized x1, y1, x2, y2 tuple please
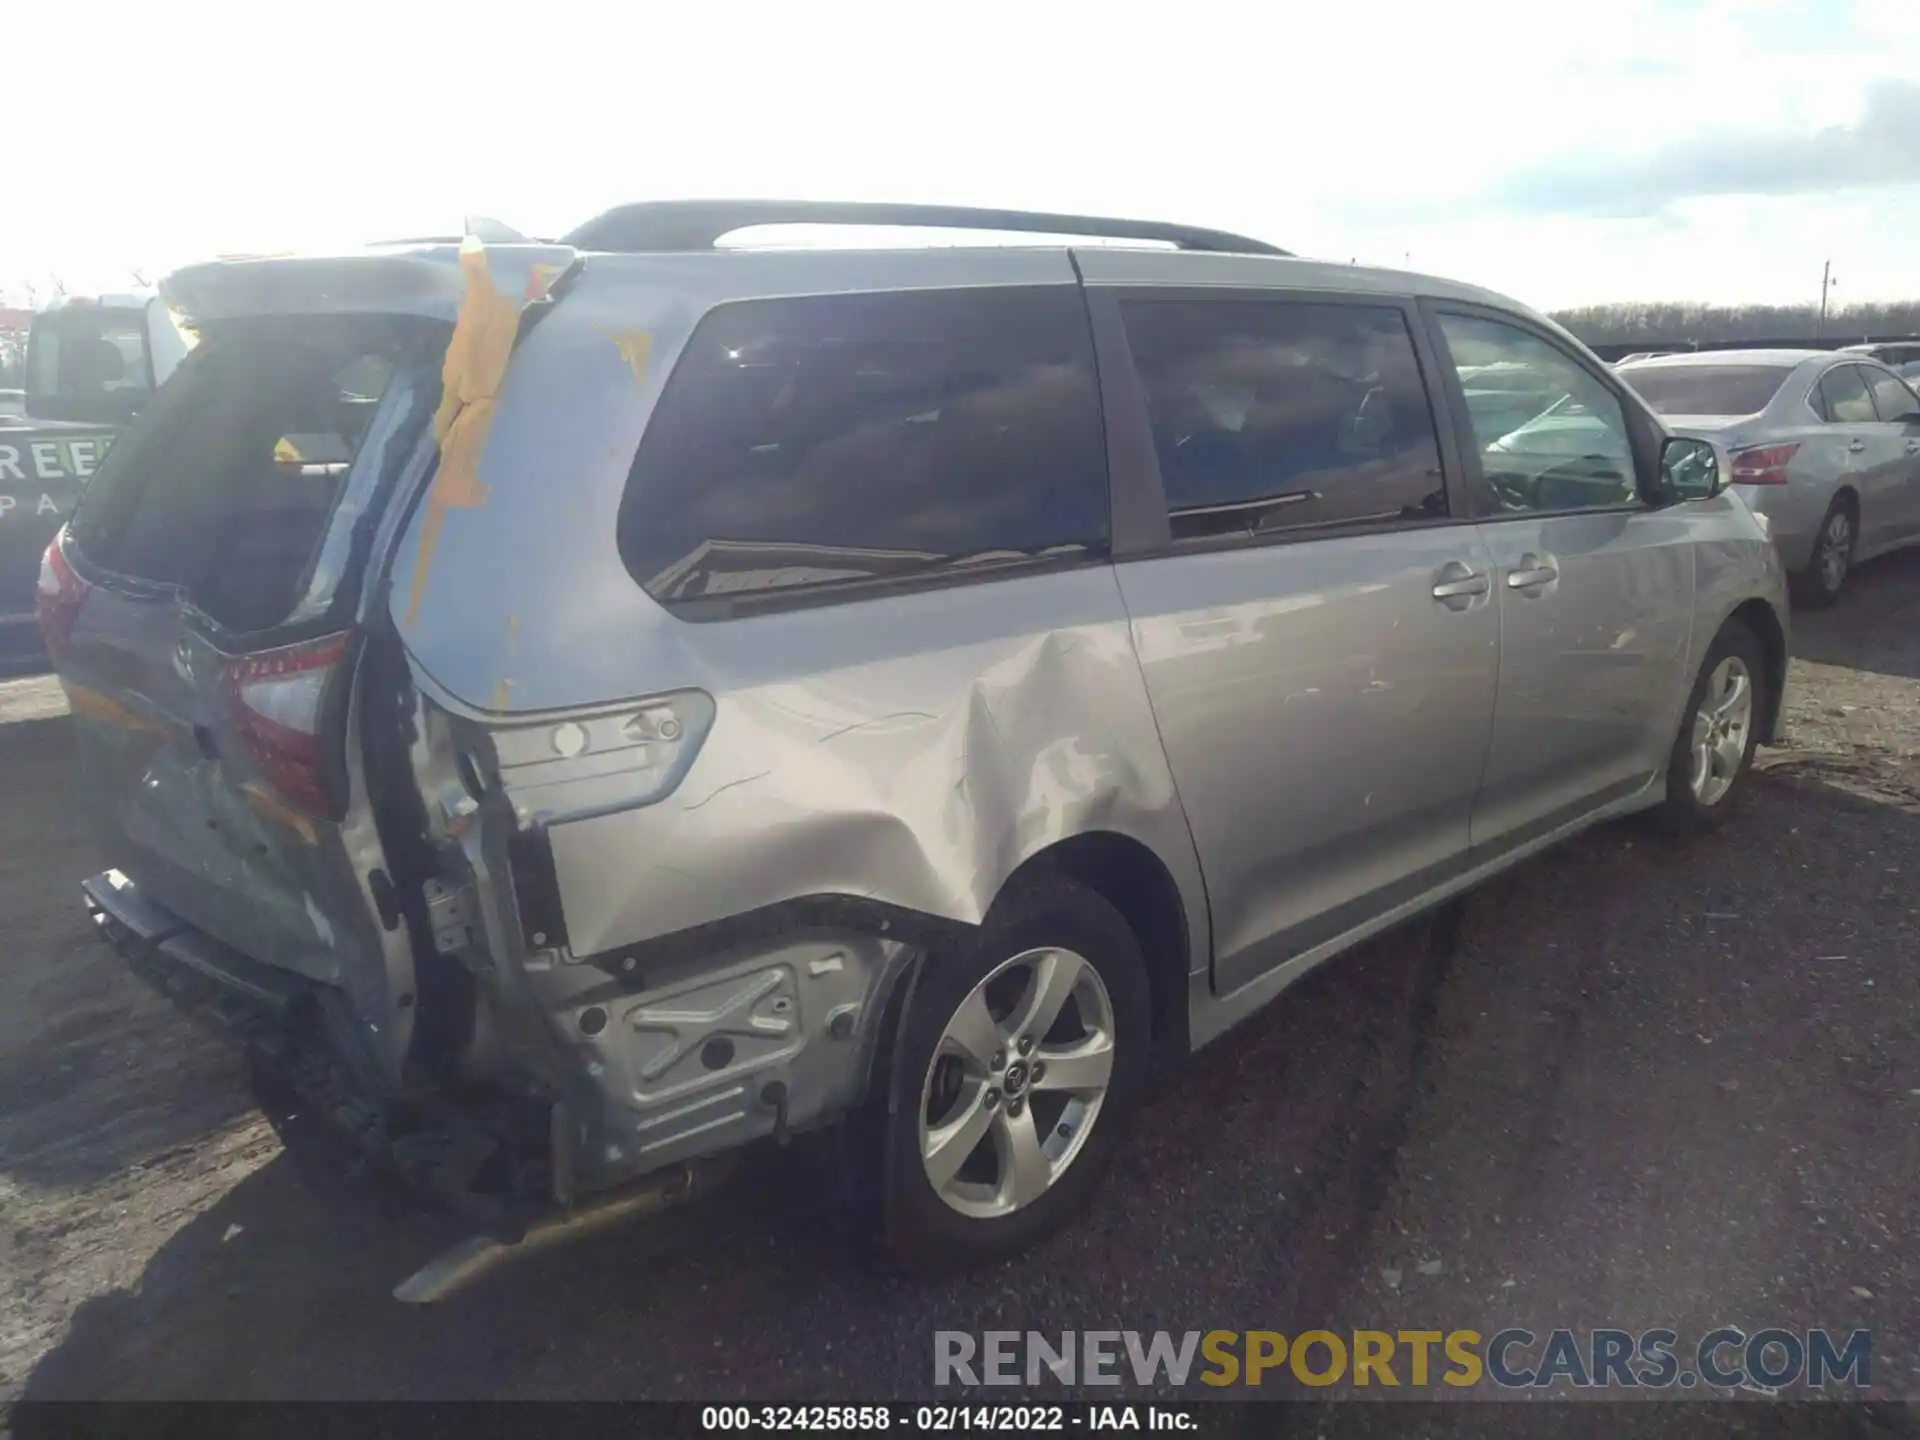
(1507, 552, 1559, 589)
(1432, 573, 1491, 599)
(1507, 566, 1557, 588)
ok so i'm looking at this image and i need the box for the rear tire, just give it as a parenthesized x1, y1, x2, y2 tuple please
(876, 875, 1150, 1273)
(1647, 620, 1766, 837)
(1792, 497, 1856, 608)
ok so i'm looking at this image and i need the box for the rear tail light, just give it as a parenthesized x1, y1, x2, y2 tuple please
(1729, 442, 1799, 485)
(35, 528, 90, 658)
(218, 631, 353, 817)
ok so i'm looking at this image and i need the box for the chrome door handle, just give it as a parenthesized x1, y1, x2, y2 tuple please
(1507, 563, 1558, 589)
(1848, 439, 1867, 453)
(1432, 573, 1490, 599)
(1907, 440, 1920, 453)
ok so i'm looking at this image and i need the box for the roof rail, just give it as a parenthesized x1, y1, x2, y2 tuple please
(560, 199, 1289, 257)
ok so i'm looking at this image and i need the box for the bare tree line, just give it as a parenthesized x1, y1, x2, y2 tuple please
(1549, 300, 1920, 346)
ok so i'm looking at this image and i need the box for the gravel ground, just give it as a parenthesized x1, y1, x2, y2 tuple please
(3, 556, 1919, 1417)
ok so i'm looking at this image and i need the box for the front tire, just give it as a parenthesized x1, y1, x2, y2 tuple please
(877, 876, 1150, 1272)
(1648, 619, 1766, 836)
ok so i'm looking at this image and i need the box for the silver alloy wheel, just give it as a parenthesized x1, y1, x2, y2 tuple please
(917, 946, 1116, 1219)
(1689, 655, 1754, 806)
(1819, 509, 1853, 593)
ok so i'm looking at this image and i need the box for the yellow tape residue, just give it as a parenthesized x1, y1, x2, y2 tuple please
(64, 682, 162, 736)
(610, 329, 653, 384)
(241, 780, 319, 846)
(404, 239, 529, 629)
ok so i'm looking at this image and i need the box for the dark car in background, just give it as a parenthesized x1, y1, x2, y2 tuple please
(1, 294, 191, 670)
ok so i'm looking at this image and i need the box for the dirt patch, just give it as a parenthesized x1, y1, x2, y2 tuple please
(0, 707, 260, 1397)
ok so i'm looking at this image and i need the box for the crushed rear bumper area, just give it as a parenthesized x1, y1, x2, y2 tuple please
(82, 869, 552, 1222)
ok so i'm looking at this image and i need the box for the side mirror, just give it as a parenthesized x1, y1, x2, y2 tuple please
(1660, 435, 1724, 502)
(1895, 410, 1920, 426)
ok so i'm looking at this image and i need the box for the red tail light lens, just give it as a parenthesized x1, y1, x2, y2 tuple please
(35, 528, 90, 658)
(1729, 442, 1799, 485)
(218, 631, 353, 817)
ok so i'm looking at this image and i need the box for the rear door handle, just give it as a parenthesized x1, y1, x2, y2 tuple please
(1848, 439, 1867, 453)
(1907, 440, 1920, 454)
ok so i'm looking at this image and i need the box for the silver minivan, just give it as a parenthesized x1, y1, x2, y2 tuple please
(45, 202, 1789, 1274)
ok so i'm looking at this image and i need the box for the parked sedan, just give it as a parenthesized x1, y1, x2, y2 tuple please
(1618, 349, 1920, 604)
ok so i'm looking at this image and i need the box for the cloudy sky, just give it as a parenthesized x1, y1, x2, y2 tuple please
(6, 0, 1917, 313)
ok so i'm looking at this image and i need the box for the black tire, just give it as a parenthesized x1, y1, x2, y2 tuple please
(1647, 620, 1767, 836)
(1792, 496, 1856, 608)
(876, 875, 1151, 1272)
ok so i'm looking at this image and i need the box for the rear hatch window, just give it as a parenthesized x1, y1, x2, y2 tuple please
(1619, 364, 1793, 417)
(67, 316, 445, 634)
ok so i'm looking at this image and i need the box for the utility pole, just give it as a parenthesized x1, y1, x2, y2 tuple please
(1818, 260, 1835, 340)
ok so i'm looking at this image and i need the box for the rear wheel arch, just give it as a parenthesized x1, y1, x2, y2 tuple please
(1002, 831, 1193, 1063)
(857, 832, 1191, 1160)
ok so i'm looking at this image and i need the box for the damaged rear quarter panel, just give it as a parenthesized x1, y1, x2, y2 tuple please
(388, 249, 1209, 964)
(541, 567, 1207, 964)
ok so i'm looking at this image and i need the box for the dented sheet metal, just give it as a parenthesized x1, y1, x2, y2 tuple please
(518, 567, 1208, 968)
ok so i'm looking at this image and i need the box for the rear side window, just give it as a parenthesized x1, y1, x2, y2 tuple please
(1818, 365, 1877, 423)
(1619, 364, 1791, 417)
(619, 286, 1109, 614)
(68, 316, 443, 633)
(1864, 367, 1920, 421)
(1119, 297, 1447, 541)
